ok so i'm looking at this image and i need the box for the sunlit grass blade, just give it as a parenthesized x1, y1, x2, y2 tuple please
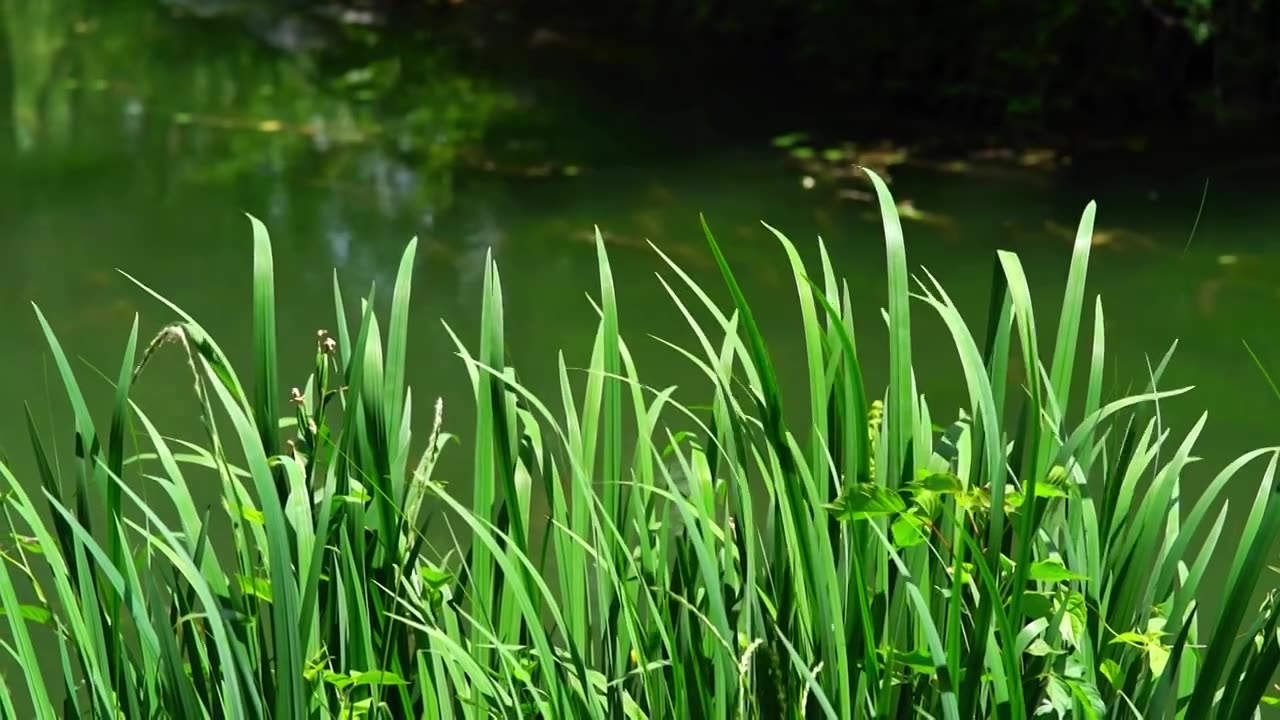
(1224, 597, 1280, 719)
(1186, 451, 1280, 716)
(804, 275, 879, 694)
(31, 305, 100, 460)
(385, 237, 418, 487)
(426, 477, 602, 720)
(592, 226, 626, 685)
(39, 490, 162, 666)
(701, 214, 839, 712)
(0, 522, 56, 719)
(993, 250, 1047, 632)
(766, 222, 853, 716)
(248, 214, 281, 466)
(106, 316, 139, 555)
(204, 368, 305, 718)
(1044, 202, 1096, 455)
(113, 470, 250, 717)
(333, 270, 353, 370)
(914, 268, 1021, 718)
(861, 168, 913, 489)
(1, 453, 115, 714)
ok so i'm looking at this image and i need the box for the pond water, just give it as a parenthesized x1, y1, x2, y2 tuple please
(4, 1, 1280, 704)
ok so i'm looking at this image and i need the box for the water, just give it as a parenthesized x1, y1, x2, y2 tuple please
(5, 0, 1280, 708)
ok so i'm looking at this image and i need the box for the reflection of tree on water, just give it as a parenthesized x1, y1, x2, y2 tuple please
(1, 0, 78, 151)
(281, 162, 520, 324)
(455, 193, 506, 306)
(0, 0, 515, 224)
(0, 2, 13, 160)
(358, 148, 442, 221)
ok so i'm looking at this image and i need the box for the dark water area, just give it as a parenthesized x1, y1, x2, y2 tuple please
(4, 1, 1280, 710)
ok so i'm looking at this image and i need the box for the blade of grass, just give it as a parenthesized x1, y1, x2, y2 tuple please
(248, 214, 281, 465)
(861, 168, 914, 490)
(205, 366, 305, 719)
(1186, 451, 1280, 717)
(385, 237, 418, 493)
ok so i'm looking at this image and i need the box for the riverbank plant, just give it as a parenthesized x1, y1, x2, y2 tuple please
(2, 170, 1280, 719)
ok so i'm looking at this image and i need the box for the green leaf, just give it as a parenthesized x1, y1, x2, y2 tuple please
(1099, 659, 1121, 687)
(0, 604, 54, 624)
(916, 472, 964, 494)
(1111, 631, 1147, 646)
(420, 564, 453, 590)
(384, 237, 418, 482)
(1025, 638, 1059, 657)
(865, 167, 915, 493)
(1022, 593, 1053, 620)
(0, 542, 57, 720)
(1038, 674, 1072, 719)
(235, 574, 273, 602)
(1034, 482, 1069, 499)
(1029, 559, 1086, 583)
(1148, 643, 1171, 676)
(1003, 490, 1025, 510)
(826, 482, 907, 520)
(878, 647, 935, 674)
(1065, 677, 1106, 720)
(1059, 591, 1086, 648)
(248, 214, 281, 462)
(227, 502, 264, 525)
(891, 512, 930, 548)
(912, 489, 943, 520)
(348, 671, 408, 687)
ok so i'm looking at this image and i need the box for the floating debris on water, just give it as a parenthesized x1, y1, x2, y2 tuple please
(859, 199, 953, 228)
(837, 188, 873, 202)
(1042, 220, 1156, 251)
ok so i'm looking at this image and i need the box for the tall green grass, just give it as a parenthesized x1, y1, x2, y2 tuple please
(3, 171, 1280, 718)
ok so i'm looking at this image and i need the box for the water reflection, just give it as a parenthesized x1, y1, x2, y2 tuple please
(0, 0, 517, 252)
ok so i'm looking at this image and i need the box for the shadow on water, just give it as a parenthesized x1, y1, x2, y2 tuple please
(5, 0, 1280, 713)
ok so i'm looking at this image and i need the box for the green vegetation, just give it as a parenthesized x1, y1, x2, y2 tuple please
(3, 170, 1280, 718)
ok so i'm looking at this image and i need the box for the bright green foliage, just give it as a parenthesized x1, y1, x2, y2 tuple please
(3, 173, 1280, 718)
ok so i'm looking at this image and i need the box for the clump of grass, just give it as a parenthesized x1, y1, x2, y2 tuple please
(2, 171, 1280, 719)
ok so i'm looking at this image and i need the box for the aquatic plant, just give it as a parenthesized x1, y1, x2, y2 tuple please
(2, 170, 1279, 719)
